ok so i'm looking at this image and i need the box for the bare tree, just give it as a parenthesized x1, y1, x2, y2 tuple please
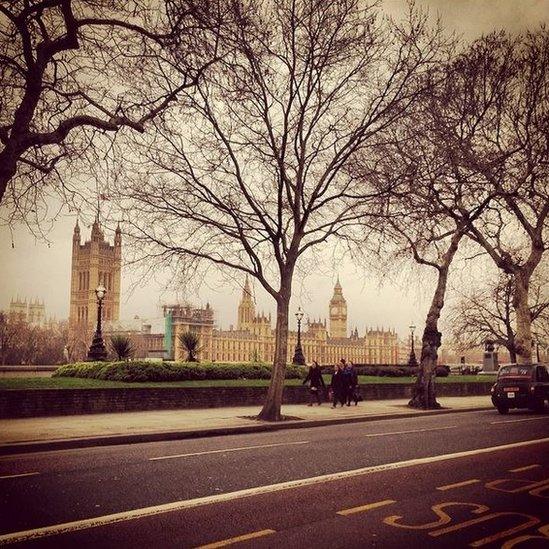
(428, 30, 549, 364)
(120, 0, 443, 420)
(448, 271, 549, 363)
(0, 312, 19, 365)
(374, 186, 487, 408)
(0, 0, 224, 220)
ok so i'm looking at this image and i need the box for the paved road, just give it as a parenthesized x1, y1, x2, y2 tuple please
(0, 409, 547, 547)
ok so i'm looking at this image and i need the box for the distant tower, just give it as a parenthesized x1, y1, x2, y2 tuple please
(329, 276, 347, 338)
(9, 297, 27, 322)
(237, 275, 255, 330)
(27, 299, 45, 326)
(68, 218, 122, 351)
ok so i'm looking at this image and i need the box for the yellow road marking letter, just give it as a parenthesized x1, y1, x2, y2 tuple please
(436, 479, 480, 491)
(197, 529, 276, 548)
(337, 500, 395, 516)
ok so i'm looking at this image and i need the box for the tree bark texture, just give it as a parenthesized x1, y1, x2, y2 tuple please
(513, 274, 533, 364)
(257, 291, 290, 421)
(409, 233, 462, 409)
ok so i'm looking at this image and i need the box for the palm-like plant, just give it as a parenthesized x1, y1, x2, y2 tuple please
(110, 335, 134, 361)
(178, 331, 201, 362)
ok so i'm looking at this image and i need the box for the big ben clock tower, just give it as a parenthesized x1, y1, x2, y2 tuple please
(329, 277, 347, 338)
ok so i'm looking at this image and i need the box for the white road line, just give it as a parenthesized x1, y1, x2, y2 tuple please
(491, 417, 549, 425)
(0, 472, 39, 480)
(1, 437, 548, 546)
(149, 441, 310, 461)
(363, 425, 457, 437)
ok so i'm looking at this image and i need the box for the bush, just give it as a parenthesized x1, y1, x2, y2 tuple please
(53, 361, 304, 383)
(435, 365, 450, 377)
(319, 364, 415, 377)
(110, 335, 134, 361)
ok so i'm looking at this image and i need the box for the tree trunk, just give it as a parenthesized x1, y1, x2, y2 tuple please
(513, 274, 533, 364)
(409, 233, 462, 409)
(409, 324, 442, 409)
(257, 286, 291, 421)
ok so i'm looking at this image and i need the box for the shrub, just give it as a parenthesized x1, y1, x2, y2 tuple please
(178, 332, 201, 362)
(435, 365, 450, 377)
(110, 335, 134, 361)
(53, 361, 305, 382)
(319, 364, 414, 377)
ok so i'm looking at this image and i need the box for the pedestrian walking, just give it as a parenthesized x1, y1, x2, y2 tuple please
(302, 360, 326, 406)
(330, 362, 346, 408)
(343, 360, 359, 406)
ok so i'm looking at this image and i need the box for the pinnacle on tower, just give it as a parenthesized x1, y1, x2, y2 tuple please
(244, 274, 251, 293)
(114, 222, 122, 246)
(91, 214, 102, 241)
(73, 219, 81, 243)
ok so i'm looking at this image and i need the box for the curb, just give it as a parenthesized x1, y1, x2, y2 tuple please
(0, 406, 493, 456)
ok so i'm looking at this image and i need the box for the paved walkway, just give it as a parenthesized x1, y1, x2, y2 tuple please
(0, 396, 492, 446)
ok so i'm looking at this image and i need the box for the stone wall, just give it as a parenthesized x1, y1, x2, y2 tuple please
(0, 382, 492, 418)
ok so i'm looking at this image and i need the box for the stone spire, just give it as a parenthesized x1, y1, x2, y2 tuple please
(73, 219, 81, 244)
(114, 221, 122, 247)
(91, 213, 102, 242)
(237, 275, 255, 330)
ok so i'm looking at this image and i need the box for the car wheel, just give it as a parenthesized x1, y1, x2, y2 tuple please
(497, 405, 509, 415)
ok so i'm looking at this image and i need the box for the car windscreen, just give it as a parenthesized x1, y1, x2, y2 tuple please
(498, 366, 533, 379)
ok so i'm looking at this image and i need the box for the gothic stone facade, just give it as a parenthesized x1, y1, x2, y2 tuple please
(9, 298, 46, 326)
(68, 219, 122, 358)
(169, 277, 399, 364)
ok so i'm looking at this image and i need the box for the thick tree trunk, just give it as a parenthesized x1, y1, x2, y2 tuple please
(257, 286, 291, 421)
(409, 324, 442, 409)
(513, 274, 533, 364)
(409, 233, 462, 409)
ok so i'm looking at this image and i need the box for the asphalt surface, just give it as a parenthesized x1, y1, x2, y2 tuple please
(0, 408, 547, 547)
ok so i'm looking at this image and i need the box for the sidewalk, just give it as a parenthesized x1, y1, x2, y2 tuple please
(0, 396, 492, 455)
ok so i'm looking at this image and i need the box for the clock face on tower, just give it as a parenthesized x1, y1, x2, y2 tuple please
(331, 306, 338, 315)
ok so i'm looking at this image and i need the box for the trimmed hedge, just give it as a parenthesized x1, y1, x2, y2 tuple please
(53, 361, 305, 383)
(319, 365, 416, 377)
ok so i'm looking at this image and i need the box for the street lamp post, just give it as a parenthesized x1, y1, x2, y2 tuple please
(407, 324, 418, 368)
(292, 307, 306, 365)
(87, 284, 108, 361)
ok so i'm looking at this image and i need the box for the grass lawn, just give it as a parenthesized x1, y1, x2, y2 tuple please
(0, 374, 496, 390)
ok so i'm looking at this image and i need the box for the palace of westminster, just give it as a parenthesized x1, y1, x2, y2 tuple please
(62, 220, 399, 363)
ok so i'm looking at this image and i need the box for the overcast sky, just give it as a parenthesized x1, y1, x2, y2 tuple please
(1, 0, 547, 337)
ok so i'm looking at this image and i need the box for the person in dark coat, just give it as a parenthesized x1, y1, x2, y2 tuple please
(344, 361, 359, 406)
(330, 362, 346, 408)
(302, 360, 326, 405)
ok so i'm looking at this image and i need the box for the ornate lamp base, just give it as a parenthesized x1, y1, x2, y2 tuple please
(407, 350, 418, 368)
(293, 345, 306, 365)
(87, 331, 108, 361)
